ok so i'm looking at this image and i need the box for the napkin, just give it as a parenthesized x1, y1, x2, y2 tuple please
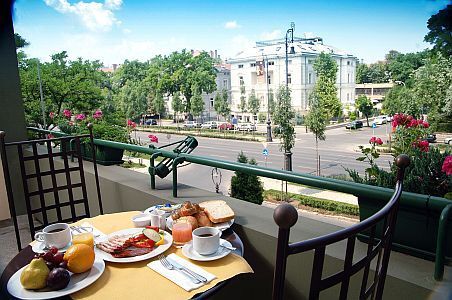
(148, 253, 216, 291)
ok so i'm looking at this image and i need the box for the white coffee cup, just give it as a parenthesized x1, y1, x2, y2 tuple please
(192, 227, 221, 255)
(34, 223, 72, 249)
(150, 209, 166, 229)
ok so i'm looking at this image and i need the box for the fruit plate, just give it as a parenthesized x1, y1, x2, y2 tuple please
(94, 228, 173, 263)
(166, 217, 234, 232)
(7, 256, 105, 300)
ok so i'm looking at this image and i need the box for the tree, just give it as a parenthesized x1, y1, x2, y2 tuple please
(355, 95, 373, 126)
(190, 92, 204, 120)
(247, 89, 260, 122)
(149, 92, 166, 125)
(383, 86, 420, 117)
(268, 89, 275, 117)
(386, 50, 429, 86)
(313, 53, 342, 120)
(424, 4, 452, 57)
(214, 89, 230, 121)
(171, 91, 184, 127)
(273, 85, 296, 156)
(147, 50, 216, 119)
(230, 152, 264, 205)
(116, 81, 148, 120)
(14, 33, 29, 49)
(305, 92, 326, 176)
(239, 95, 247, 120)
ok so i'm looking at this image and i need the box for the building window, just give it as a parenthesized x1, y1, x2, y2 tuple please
(268, 61, 275, 66)
(287, 74, 292, 84)
(239, 76, 244, 86)
(347, 73, 350, 83)
(250, 63, 256, 67)
(238, 64, 243, 69)
(308, 73, 312, 84)
(308, 59, 315, 64)
(223, 79, 228, 87)
(347, 61, 351, 66)
(210, 98, 214, 107)
(347, 93, 350, 101)
(267, 75, 271, 84)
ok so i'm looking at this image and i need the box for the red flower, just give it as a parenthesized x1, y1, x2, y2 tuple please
(148, 134, 159, 143)
(369, 136, 383, 145)
(369, 137, 377, 144)
(413, 140, 429, 152)
(93, 109, 103, 119)
(49, 112, 55, 119)
(63, 109, 72, 119)
(442, 156, 452, 176)
(46, 134, 54, 139)
(376, 138, 383, 145)
(76, 113, 86, 121)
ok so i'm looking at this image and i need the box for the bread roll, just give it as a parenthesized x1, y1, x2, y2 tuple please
(194, 211, 213, 227)
(175, 216, 198, 230)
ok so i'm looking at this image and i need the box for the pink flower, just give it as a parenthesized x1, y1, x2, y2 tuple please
(413, 140, 429, 152)
(376, 138, 383, 145)
(46, 134, 54, 139)
(127, 119, 136, 128)
(442, 156, 452, 175)
(49, 112, 55, 119)
(76, 113, 86, 121)
(369, 137, 377, 144)
(148, 134, 159, 143)
(369, 137, 383, 145)
(407, 119, 418, 128)
(63, 109, 72, 119)
(93, 109, 103, 119)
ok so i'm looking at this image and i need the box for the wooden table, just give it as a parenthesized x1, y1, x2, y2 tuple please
(1, 228, 244, 300)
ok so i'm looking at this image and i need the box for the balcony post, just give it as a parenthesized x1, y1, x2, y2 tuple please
(149, 152, 162, 190)
(172, 157, 186, 198)
(434, 203, 452, 281)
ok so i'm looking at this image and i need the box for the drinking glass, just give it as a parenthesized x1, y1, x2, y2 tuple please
(172, 222, 192, 246)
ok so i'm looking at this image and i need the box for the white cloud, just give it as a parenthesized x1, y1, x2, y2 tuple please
(228, 35, 254, 57)
(260, 29, 282, 40)
(224, 20, 241, 29)
(44, 0, 123, 32)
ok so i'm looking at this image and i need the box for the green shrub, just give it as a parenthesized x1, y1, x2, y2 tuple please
(230, 152, 264, 204)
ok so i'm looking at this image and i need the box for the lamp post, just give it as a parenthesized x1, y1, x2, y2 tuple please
(263, 54, 273, 142)
(285, 22, 295, 86)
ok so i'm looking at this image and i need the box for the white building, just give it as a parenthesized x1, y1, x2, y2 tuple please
(227, 37, 357, 122)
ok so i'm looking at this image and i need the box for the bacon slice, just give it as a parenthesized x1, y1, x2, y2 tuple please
(111, 247, 152, 258)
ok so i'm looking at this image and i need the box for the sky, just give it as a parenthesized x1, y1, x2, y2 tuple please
(12, 0, 450, 65)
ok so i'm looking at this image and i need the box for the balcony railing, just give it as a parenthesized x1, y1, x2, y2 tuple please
(27, 127, 451, 280)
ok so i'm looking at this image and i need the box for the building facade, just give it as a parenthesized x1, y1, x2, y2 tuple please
(355, 83, 394, 103)
(227, 37, 357, 122)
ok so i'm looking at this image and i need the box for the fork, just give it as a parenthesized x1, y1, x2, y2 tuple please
(158, 254, 200, 284)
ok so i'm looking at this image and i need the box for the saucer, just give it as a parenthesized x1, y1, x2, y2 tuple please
(32, 241, 72, 254)
(181, 239, 232, 261)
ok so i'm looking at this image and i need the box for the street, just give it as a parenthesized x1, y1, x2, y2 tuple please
(134, 123, 393, 195)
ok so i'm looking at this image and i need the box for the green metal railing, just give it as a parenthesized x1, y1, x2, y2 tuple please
(28, 127, 451, 280)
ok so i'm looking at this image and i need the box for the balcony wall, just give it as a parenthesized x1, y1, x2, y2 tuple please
(16, 150, 446, 299)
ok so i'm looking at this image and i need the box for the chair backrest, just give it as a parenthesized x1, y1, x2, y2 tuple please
(0, 124, 103, 251)
(272, 154, 410, 300)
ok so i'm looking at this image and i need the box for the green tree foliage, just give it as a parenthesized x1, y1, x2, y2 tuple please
(313, 53, 342, 119)
(424, 4, 452, 57)
(385, 50, 429, 85)
(116, 81, 148, 120)
(18, 51, 106, 125)
(273, 85, 295, 153)
(171, 91, 184, 126)
(239, 95, 247, 117)
(383, 86, 420, 117)
(147, 50, 216, 118)
(230, 152, 264, 205)
(213, 89, 231, 120)
(247, 89, 260, 118)
(268, 89, 275, 117)
(149, 92, 166, 123)
(356, 62, 389, 83)
(355, 95, 374, 126)
(14, 33, 29, 49)
(190, 92, 204, 118)
(305, 92, 326, 175)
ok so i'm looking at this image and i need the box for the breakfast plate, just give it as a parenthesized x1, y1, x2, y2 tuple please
(32, 241, 72, 254)
(144, 203, 182, 215)
(166, 217, 234, 232)
(7, 256, 105, 300)
(94, 228, 173, 263)
(181, 239, 232, 261)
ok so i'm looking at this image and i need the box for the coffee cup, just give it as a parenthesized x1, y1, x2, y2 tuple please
(192, 227, 221, 255)
(150, 209, 166, 229)
(34, 223, 72, 249)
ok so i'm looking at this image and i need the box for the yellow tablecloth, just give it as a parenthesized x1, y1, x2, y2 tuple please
(68, 211, 253, 299)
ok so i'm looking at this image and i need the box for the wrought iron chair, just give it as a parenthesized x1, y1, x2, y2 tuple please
(272, 154, 410, 300)
(0, 124, 103, 251)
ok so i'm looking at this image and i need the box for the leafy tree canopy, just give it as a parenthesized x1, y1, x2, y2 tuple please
(355, 95, 374, 126)
(214, 89, 231, 120)
(247, 89, 260, 116)
(273, 85, 296, 153)
(14, 33, 29, 49)
(424, 4, 452, 57)
(230, 152, 264, 205)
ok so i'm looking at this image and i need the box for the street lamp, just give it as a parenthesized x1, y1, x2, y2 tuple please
(261, 53, 273, 142)
(285, 22, 295, 86)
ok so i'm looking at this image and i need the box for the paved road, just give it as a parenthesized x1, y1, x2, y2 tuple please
(135, 123, 393, 195)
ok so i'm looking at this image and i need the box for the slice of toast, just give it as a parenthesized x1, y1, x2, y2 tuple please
(199, 200, 234, 224)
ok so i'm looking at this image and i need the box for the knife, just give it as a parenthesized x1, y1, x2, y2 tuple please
(166, 257, 208, 283)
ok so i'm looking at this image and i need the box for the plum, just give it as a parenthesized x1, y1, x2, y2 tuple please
(47, 268, 70, 290)
(59, 261, 68, 269)
(45, 261, 55, 271)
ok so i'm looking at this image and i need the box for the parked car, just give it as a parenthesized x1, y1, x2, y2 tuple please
(201, 121, 218, 129)
(218, 122, 234, 130)
(345, 120, 363, 129)
(444, 137, 452, 145)
(423, 134, 437, 143)
(237, 123, 257, 131)
(374, 116, 387, 125)
(183, 120, 201, 128)
(145, 119, 157, 126)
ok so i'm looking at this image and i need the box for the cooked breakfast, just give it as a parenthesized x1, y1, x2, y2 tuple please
(171, 200, 234, 229)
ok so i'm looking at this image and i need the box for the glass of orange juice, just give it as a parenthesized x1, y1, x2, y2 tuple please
(72, 227, 94, 248)
(172, 223, 192, 246)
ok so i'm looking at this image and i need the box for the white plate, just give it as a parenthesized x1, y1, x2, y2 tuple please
(7, 256, 105, 300)
(166, 217, 234, 232)
(144, 203, 182, 215)
(181, 239, 232, 261)
(31, 242, 72, 254)
(94, 228, 173, 263)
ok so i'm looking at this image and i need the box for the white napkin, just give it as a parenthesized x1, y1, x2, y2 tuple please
(148, 253, 216, 291)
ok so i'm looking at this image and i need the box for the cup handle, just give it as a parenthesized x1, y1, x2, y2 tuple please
(34, 232, 45, 242)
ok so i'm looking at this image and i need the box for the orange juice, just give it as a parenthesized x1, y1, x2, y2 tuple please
(72, 232, 94, 248)
(172, 223, 192, 246)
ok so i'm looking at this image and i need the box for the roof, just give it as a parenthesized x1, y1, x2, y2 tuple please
(228, 38, 356, 63)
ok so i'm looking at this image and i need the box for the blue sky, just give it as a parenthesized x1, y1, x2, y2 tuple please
(13, 0, 450, 65)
